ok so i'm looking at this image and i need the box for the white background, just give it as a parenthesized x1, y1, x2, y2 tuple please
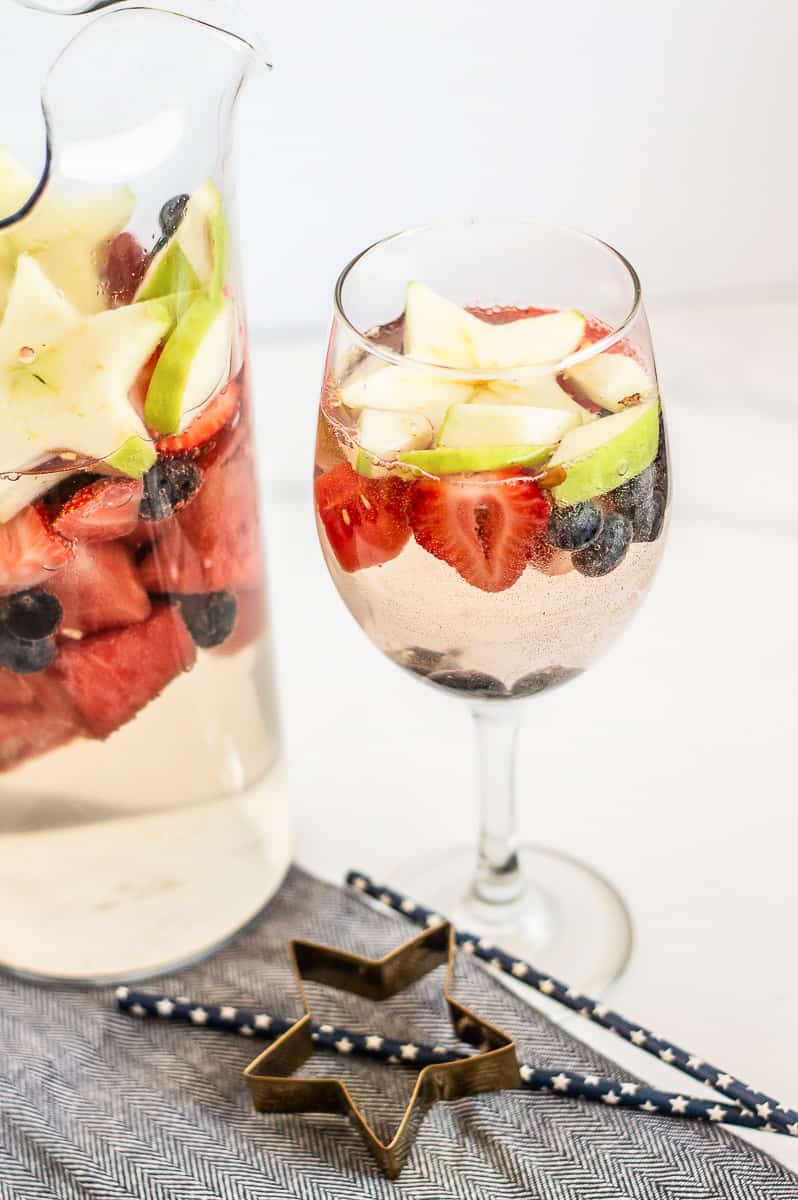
(2, 0, 798, 1176)
(2, 0, 798, 334)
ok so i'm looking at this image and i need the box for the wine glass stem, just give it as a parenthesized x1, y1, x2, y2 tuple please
(471, 700, 524, 907)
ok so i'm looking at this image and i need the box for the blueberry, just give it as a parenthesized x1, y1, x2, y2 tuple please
(609, 464, 655, 515)
(1, 589, 62, 641)
(179, 592, 237, 649)
(545, 501, 603, 550)
(512, 667, 581, 697)
(631, 486, 667, 543)
(572, 512, 633, 577)
(393, 646, 449, 677)
(140, 458, 202, 522)
(0, 632, 56, 674)
(159, 194, 190, 237)
(426, 669, 508, 697)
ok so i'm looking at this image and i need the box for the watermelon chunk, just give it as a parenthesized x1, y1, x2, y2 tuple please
(46, 541, 151, 636)
(52, 603, 196, 738)
(0, 668, 81, 772)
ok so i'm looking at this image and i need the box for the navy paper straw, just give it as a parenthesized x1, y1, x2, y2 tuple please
(346, 871, 798, 1139)
(115, 988, 774, 1135)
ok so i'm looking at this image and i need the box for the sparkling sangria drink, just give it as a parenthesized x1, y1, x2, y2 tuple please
(0, 14, 289, 984)
(316, 285, 668, 697)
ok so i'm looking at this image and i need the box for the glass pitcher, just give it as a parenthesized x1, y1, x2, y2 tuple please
(0, 1, 290, 982)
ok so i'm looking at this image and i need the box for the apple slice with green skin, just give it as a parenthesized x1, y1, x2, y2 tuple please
(400, 444, 552, 475)
(0, 299, 170, 479)
(340, 363, 473, 436)
(548, 399, 660, 505)
(470, 308, 586, 369)
(564, 352, 656, 413)
(0, 147, 135, 314)
(438, 401, 579, 449)
(145, 292, 233, 435)
(352, 408, 434, 478)
(403, 281, 484, 366)
(136, 180, 227, 301)
(481, 376, 595, 423)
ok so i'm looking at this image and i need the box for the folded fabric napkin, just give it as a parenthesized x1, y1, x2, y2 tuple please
(1, 865, 796, 1199)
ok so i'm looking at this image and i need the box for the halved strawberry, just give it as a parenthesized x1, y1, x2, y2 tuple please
(52, 602, 196, 739)
(408, 470, 551, 593)
(314, 463, 411, 574)
(0, 505, 72, 596)
(156, 380, 240, 456)
(46, 541, 151, 636)
(138, 443, 263, 594)
(103, 231, 148, 308)
(54, 477, 143, 543)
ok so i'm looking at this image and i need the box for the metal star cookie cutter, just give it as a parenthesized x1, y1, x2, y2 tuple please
(243, 920, 521, 1177)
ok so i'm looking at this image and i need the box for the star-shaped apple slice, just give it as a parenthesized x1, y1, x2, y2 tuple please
(0, 146, 134, 314)
(0, 257, 169, 481)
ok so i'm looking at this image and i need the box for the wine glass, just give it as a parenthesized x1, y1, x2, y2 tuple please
(313, 221, 669, 992)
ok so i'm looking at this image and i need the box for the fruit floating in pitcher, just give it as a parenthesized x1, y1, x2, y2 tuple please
(315, 283, 666, 591)
(0, 149, 266, 772)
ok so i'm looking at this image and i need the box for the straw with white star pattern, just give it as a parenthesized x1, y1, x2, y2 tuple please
(115, 988, 790, 1135)
(346, 871, 798, 1140)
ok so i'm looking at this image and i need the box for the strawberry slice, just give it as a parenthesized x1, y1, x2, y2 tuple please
(46, 541, 151, 636)
(156, 380, 240, 456)
(138, 442, 263, 594)
(103, 231, 148, 307)
(408, 470, 551, 593)
(0, 505, 72, 596)
(53, 477, 143, 543)
(314, 463, 411, 573)
(52, 602, 196, 739)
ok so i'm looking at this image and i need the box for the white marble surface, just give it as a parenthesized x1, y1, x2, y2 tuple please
(251, 295, 798, 1170)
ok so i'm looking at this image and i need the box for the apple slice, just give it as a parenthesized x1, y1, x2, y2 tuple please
(548, 400, 660, 505)
(471, 309, 586, 369)
(564, 352, 656, 413)
(482, 376, 594, 423)
(1, 299, 170, 478)
(0, 255, 80, 365)
(438, 402, 579, 449)
(144, 293, 233, 435)
(136, 180, 226, 301)
(0, 147, 134, 314)
(353, 408, 433, 478)
(403, 281, 483, 366)
(400, 444, 552, 475)
(340, 363, 472, 436)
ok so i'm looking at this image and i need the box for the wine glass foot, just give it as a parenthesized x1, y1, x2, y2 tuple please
(389, 844, 632, 997)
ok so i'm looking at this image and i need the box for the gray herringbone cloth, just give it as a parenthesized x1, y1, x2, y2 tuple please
(1, 866, 796, 1199)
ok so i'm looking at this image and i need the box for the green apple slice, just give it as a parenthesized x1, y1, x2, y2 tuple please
(145, 292, 233, 434)
(136, 180, 227, 301)
(438, 401, 579, 449)
(0, 299, 169, 478)
(403, 281, 483, 366)
(352, 408, 434, 478)
(564, 352, 655, 413)
(548, 400, 660, 505)
(340, 363, 472, 436)
(0, 147, 134, 314)
(481, 376, 595, 423)
(401, 444, 552, 475)
(471, 309, 586, 369)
